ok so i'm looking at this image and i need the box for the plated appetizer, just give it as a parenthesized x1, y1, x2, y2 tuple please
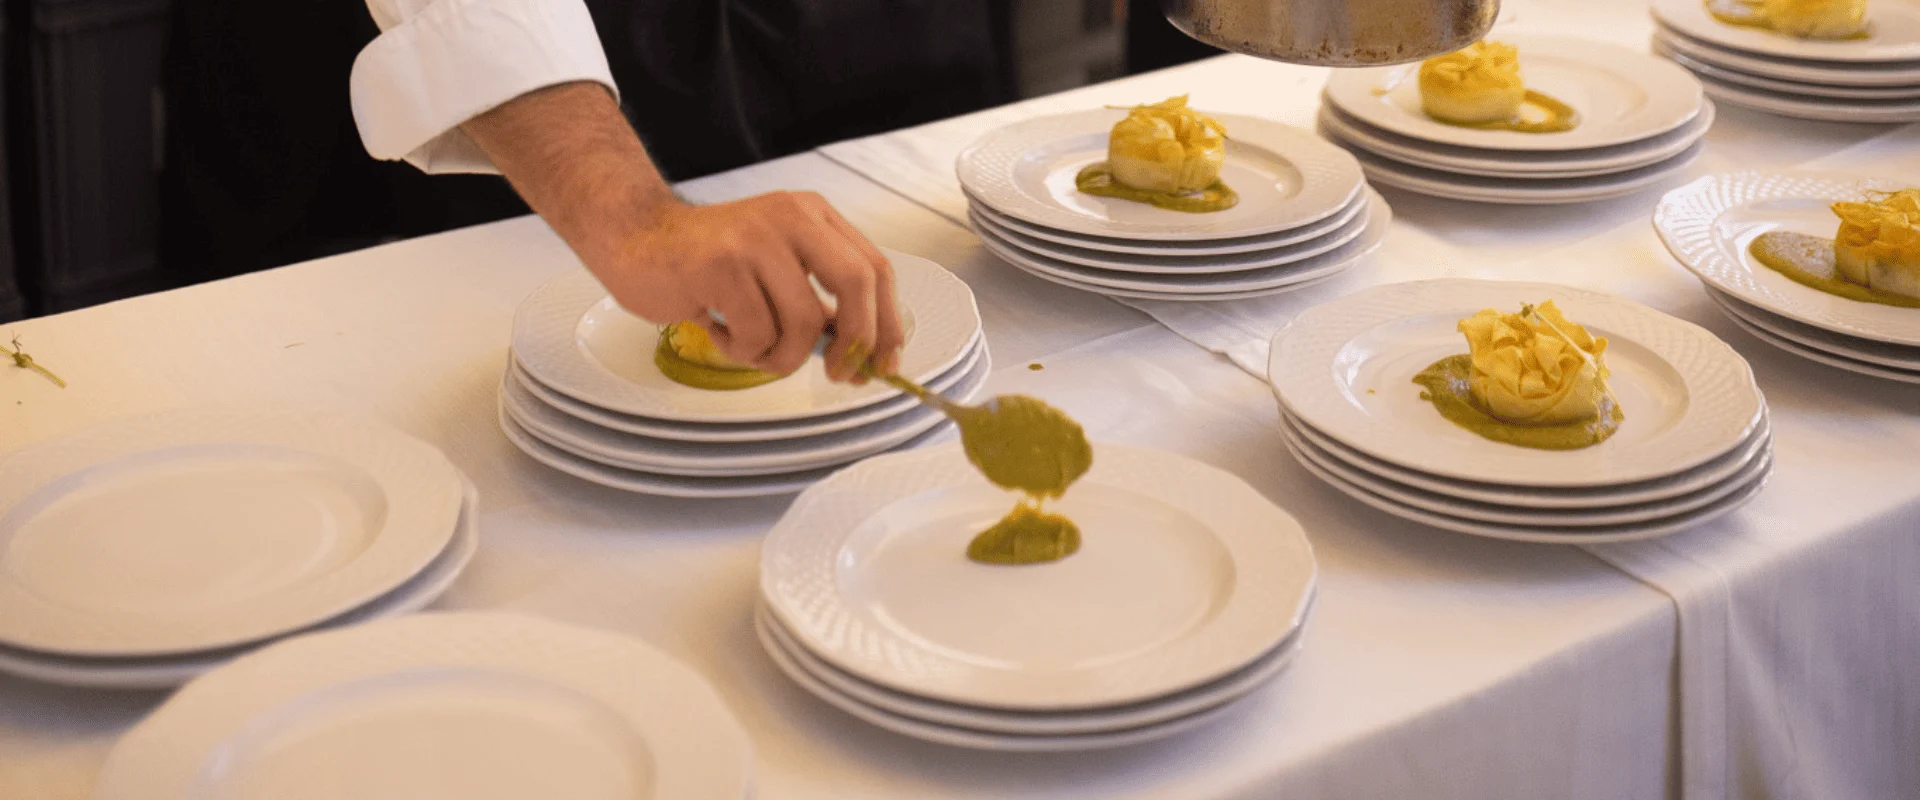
(1418, 41, 1579, 133)
(1414, 301, 1624, 451)
(654, 322, 790, 390)
(1075, 96, 1238, 213)
(1749, 189, 1920, 308)
(1707, 0, 1868, 40)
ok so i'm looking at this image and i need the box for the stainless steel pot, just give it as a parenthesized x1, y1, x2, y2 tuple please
(1162, 0, 1500, 67)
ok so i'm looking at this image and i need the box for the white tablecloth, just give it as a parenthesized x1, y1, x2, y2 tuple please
(1, 4, 1915, 798)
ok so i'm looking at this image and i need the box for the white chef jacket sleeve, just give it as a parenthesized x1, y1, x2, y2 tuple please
(351, 0, 619, 174)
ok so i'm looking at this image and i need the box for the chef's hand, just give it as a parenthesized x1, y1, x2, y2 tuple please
(460, 81, 902, 382)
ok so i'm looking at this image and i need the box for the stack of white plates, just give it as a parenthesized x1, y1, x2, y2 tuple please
(93, 613, 754, 800)
(956, 109, 1387, 301)
(1319, 34, 1712, 205)
(1267, 279, 1774, 544)
(1655, 171, 1920, 383)
(0, 411, 477, 689)
(1652, 0, 1920, 123)
(756, 443, 1318, 751)
(501, 250, 987, 498)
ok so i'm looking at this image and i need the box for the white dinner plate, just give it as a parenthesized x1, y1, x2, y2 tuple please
(956, 110, 1364, 241)
(1291, 432, 1773, 544)
(0, 411, 463, 657)
(1279, 411, 1774, 526)
(1654, 171, 1920, 345)
(1267, 279, 1766, 488)
(1350, 140, 1705, 204)
(1654, 39, 1920, 100)
(1686, 64, 1920, 122)
(755, 594, 1308, 735)
(1316, 100, 1716, 179)
(501, 363, 952, 476)
(966, 188, 1371, 256)
(1705, 286, 1920, 368)
(92, 613, 753, 800)
(508, 334, 984, 444)
(1655, 22, 1920, 85)
(1710, 292, 1920, 382)
(1323, 34, 1706, 151)
(0, 479, 482, 690)
(759, 442, 1317, 711)
(753, 608, 1244, 752)
(967, 198, 1369, 274)
(977, 190, 1389, 294)
(1652, 0, 1920, 63)
(999, 260, 1346, 302)
(1284, 405, 1774, 508)
(512, 249, 980, 423)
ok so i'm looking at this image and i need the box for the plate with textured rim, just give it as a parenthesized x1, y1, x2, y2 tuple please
(966, 188, 1369, 256)
(753, 607, 1244, 752)
(1652, 0, 1920, 63)
(0, 411, 463, 657)
(92, 613, 753, 800)
(1654, 171, 1920, 345)
(995, 254, 1347, 302)
(976, 190, 1388, 293)
(1282, 405, 1773, 508)
(1279, 410, 1773, 526)
(512, 249, 979, 423)
(1687, 64, 1920, 121)
(1710, 292, 1920, 382)
(1324, 35, 1705, 151)
(758, 442, 1316, 711)
(1654, 23, 1920, 85)
(500, 344, 985, 476)
(1705, 286, 1920, 368)
(966, 198, 1370, 274)
(754, 595, 1307, 735)
(1289, 430, 1773, 544)
(0, 478, 482, 690)
(1317, 100, 1715, 178)
(1266, 279, 1765, 488)
(956, 110, 1364, 241)
(507, 334, 983, 444)
(1655, 39, 1920, 100)
(1350, 139, 1705, 204)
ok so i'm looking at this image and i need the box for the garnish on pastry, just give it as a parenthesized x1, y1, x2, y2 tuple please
(653, 321, 789, 391)
(952, 395, 1093, 566)
(1075, 95, 1238, 213)
(1748, 189, 1920, 308)
(1417, 41, 1579, 134)
(1707, 0, 1868, 41)
(1412, 300, 1624, 451)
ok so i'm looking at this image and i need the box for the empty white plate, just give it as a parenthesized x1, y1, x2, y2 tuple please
(977, 191, 1389, 294)
(1267, 279, 1766, 488)
(1323, 34, 1706, 151)
(1687, 65, 1920, 122)
(93, 613, 754, 800)
(1655, 39, 1920, 100)
(1653, 171, 1920, 346)
(513, 249, 981, 423)
(1350, 140, 1705, 204)
(0, 411, 464, 657)
(957, 109, 1364, 241)
(0, 478, 482, 690)
(1653, 0, 1920, 63)
(1709, 292, 1920, 383)
(1317, 101, 1716, 179)
(759, 442, 1317, 711)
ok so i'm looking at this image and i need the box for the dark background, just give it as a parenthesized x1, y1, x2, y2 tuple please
(0, 0, 1217, 321)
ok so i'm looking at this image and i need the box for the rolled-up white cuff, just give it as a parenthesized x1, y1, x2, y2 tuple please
(350, 0, 617, 174)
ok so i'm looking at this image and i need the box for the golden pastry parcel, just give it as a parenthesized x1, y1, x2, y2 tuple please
(1748, 189, 1920, 308)
(654, 322, 791, 390)
(1417, 41, 1578, 134)
(1414, 300, 1624, 451)
(1708, 0, 1868, 40)
(1076, 95, 1238, 213)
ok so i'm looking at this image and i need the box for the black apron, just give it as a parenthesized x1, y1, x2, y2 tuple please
(160, 0, 1007, 281)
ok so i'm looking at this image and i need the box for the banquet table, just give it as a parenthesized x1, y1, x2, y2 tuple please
(2, 1, 1918, 798)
